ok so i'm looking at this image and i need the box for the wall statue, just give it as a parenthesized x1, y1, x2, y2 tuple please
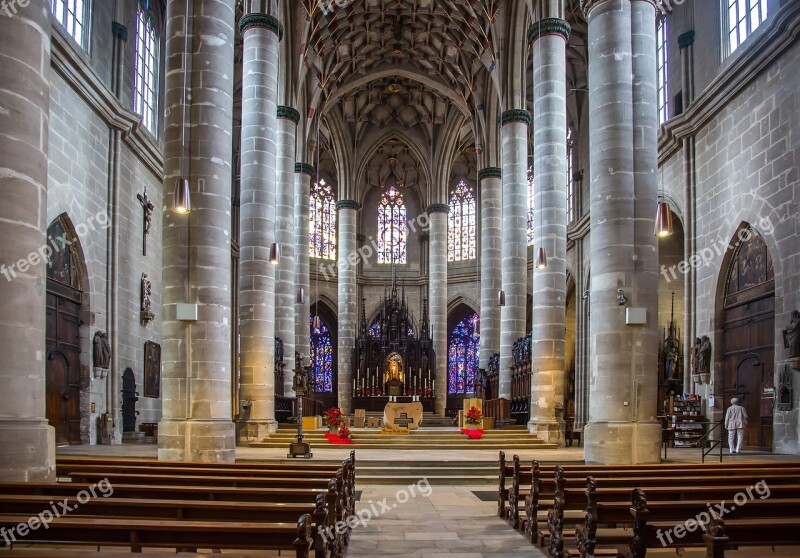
(783, 310, 800, 359)
(93, 330, 111, 375)
(694, 335, 712, 384)
(140, 272, 154, 325)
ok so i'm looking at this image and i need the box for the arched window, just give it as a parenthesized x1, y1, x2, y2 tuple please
(448, 180, 477, 261)
(310, 314, 334, 392)
(527, 165, 535, 246)
(726, 0, 768, 56)
(51, 0, 89, 48)
(567, 126, 575, 223)
(377, 186, 406, 264)
(656, 16, 669, 125)
(448, 313, 480, 393)
(310, 179, 336, 260)
(134, 1, 159, 135)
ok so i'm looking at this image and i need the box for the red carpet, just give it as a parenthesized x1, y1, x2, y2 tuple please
(324, 432, 354, 444)
(460, 428, 485, 440)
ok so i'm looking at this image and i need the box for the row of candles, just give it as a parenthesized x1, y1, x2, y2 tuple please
(352, 368, 435, 397)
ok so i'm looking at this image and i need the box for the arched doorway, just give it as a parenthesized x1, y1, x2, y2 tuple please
(45, 215, 84, 445)
(719, 225, 775, 451)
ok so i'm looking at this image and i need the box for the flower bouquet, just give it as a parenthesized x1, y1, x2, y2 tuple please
(323, 407, 344, 433)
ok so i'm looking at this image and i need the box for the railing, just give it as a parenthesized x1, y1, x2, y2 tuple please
(699, 420, 725, 463)
(297, 396, 324, 418)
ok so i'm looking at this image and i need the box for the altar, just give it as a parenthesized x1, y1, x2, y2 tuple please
(351, 395, 435, 413)
(383, 400, 424, 429)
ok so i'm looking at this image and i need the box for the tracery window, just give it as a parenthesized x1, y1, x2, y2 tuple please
(527, 166, 535, 246)
(566, 126, 575, 223)
(448, 313, 480, 394)
(134, 1, 159, 135)
(310, 179, 336, 260)
(377, 186, 406, 264)
(447, 180, 477, 262)
(51, 0, 89, 48)
(657, 16, 669, 125)
(310, 314, 334, 392)
(726, 0, 768, 55)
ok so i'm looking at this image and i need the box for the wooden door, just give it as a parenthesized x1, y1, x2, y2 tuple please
(721, 226, 775, 451)
(45, 292, 82, 445)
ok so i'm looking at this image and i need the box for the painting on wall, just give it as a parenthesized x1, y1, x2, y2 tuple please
(144, 341, 161, 398)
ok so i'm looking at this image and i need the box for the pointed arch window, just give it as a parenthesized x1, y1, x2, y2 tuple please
(656, 15, 669, 125)
(448, 313, 480, 393)
(310, 179, 336, 260)
(134, 1, 159, 135)
(527, 165, 535, 246)
(377, 186, 407, 264)
(448, 180, 477, 262)
(310, 314, 334, 392)
(51, 0, 89, 48)
(567, 126, 575, 223)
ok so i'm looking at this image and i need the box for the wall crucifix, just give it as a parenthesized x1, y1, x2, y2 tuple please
(137, 187, 154, 256)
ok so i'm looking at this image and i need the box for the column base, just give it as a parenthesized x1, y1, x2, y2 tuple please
(0, 419, 55, 481)
(528, 419, 565, 446)
(236, 419, 279, 444)
(584, 421, 662, 464)
(157, 419, 236, 463)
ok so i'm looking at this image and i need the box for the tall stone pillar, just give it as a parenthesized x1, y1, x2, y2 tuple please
(428, 205, 449, 415)
(583, 0, 661, 464)
(478, 169, 502, 368)
(337, 201, 359, 414)
(276, 107, 299, 396)
(528, 19, 571, 444)
(159, 0, 237, 461)
(295, 164, 314, 369)
(0, 0, 55, 481)
(234, 9, 282, 443)
(499, 110, 531, 399)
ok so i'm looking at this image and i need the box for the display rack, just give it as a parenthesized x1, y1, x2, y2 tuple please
(669, 395, 706, 447)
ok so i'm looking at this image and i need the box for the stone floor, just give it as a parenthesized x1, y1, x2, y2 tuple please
(345, 484, 546, 558)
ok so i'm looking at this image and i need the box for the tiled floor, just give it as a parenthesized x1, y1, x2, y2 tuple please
(345, 484, 547, 558)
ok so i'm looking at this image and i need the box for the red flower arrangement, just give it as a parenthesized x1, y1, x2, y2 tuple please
(464, 406, 482, 425)
(338, 424, 351, 439)
(323, 407, 344, 428)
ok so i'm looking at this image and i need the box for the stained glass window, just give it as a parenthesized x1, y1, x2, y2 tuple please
(310, 314, 334, 392)
(527, 166, 535, 246)
(134, 1, 159, 135)
(727, 0, 768, 55)
(567, 126, 575, 223)
(377, 186, 407, 264)
(51, 0, 89, 48)
(448, 313, 480, 393)
(310, 179, 336, 260)
(656, 16, 669, 125)
(448, 180, 477, 261)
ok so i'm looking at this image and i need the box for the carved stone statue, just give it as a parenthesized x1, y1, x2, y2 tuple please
(664, 344, 679, 381)
(783, 310, 800, 359)
(692, 337, 701, 375)
(696, 335, 712, 382)
(358, 347, 367, 374)
(140, 273, 154, 325)
(93, 331, 111, 369)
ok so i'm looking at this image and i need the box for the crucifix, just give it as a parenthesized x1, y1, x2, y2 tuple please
(137, 187, 155, 256)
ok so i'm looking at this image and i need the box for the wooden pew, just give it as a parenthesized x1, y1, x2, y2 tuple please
(575, 479, 800, 558)
(620, 490, 800, 558)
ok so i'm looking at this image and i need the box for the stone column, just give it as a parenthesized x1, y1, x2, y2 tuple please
(295, 164, 314, 368)
(159, 0, 237, 461)
(499, 110, 531, 399)
(276, 107, 299, 396)
(428, 204, 449, 415)
(0, 0, 56, 481)
(528, 19, 571, 444)
(479, 169, 502, 368)
(235, 10, 282, 443)
(582, 0, 661, 464)
(337, 200, 359, 414)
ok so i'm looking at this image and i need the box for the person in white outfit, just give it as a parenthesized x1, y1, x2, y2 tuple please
(724, 398, 748, 454)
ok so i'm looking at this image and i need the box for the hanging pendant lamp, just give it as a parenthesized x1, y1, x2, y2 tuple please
(654, 201, 674, 238)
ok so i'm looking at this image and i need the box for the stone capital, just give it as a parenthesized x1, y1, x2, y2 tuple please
(277, 106, 300, 124)
(500, 109, 531, 127)
(478, 167, 502, 181)
(528, 18, 571, 44)
(112, 21, 128, 41)
(427, 203, 450, 215)
(294, 163, 315, 176)
(239, 13, 283, 40)
(336, 199, 360, 211)
(678, 30, 696, 49)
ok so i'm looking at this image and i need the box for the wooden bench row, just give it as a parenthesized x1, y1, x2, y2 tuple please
(1, 453, 358, 558)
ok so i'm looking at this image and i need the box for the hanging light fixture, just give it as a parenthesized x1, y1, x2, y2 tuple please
(654, 200, 673, 238)
(172, 178, 191, 214)
(535, 246, 547, 269)
(312, 315, 321, 331)
(296, 288, 305, 304)
(497, 290, 506, 307)
(269, 242, 281, 265)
